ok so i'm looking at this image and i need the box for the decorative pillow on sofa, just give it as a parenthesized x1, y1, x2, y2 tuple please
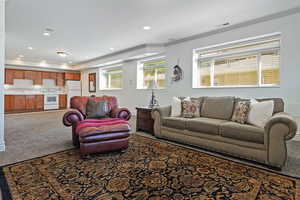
(86, 99, 110, 119)
(231, 101, 251, 124)
(247, 99, 274, 128)
(182, 98, 201, 118)
(171, 97, 182, 117)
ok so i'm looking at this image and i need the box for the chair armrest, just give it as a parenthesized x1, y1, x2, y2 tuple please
(264, 112, 298, 140)
(63, 109, 85, 127)
(111, 107, 132, 121)
(151, 106, 172, 118)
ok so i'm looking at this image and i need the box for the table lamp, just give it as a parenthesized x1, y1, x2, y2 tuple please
(148, 80, 159, 108)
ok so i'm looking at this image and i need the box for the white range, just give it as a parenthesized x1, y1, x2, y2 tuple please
(44, 94, 59, 110)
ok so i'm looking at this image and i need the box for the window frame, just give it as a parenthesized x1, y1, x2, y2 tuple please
(137, 56, 167, 90)
(99, 64, 123, 90)
(192, 33, 281, 89)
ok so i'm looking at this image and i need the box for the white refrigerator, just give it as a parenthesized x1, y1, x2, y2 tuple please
(65, 80, 82, 108)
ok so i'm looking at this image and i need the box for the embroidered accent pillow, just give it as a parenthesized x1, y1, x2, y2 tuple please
(231, 101, 251, 124)
(182, 99, 201, 118)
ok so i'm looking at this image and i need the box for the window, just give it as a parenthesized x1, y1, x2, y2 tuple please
(99, 66, 123, 90)
(193, 33, 280, 88)
(137, 57, 167, 89)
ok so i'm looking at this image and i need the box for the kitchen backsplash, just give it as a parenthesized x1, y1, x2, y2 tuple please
(5, 79, 66, 95)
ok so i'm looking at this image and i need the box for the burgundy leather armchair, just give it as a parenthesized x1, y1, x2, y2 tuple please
(63, 96, 132, 147)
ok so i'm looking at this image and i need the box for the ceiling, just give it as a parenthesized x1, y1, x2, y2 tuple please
(5, 0, 300, 68)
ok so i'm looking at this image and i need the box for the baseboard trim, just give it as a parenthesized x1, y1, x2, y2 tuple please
(0, 143, 5, 152)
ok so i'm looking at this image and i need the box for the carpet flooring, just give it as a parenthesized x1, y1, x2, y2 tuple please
(1, 110, 300, 179)
(1, 135, 299, 200)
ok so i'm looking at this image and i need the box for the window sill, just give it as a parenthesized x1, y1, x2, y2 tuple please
(192, 85, 280, 89)
(99, 88, 123, 91)
(136, 88, 166, 90)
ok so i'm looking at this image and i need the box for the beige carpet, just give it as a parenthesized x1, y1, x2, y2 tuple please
(1, 110, 300, 178)
(0, 110, 74, 166)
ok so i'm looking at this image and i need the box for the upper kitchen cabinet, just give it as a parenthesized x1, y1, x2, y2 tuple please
(50, 72, 57, 79)
(14, 69, 24, 79)
(65, 72, 81, 81)
(42, 71, 51, 79)
(5, 69, 14, 84)
(34, 71, 43, 85)
(24, 70, 36, 80)
(56, 73, 65, 86)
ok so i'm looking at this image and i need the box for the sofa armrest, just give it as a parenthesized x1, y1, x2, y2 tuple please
(264, 112, 298, 140)
(111, 107, 132, 121)
(63, 109, 85, 127)
(151, 106, 171, 138)
(151, 106, 172, 118)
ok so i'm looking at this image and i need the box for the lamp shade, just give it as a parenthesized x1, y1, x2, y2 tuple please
(148, 80, 158, 89)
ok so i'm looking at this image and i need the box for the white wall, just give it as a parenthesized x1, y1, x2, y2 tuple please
(81, 12, 300, 116)
(0, 0, 5, 151)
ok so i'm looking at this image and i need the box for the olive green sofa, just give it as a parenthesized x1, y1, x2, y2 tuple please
(151, 96, 297, 168)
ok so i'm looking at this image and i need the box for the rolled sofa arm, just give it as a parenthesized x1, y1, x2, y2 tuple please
(152, 106, 172, 118)
(111, 107, 132, 121)
(264, 112, 298, 140)
(151, 106, 171, 138)
(63, 109, 85, 127)
(264, 112, 298, 168)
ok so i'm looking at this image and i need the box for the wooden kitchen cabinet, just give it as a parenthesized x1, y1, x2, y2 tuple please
(13, 95, 26, 111)
(56, 73, 65, 86)
(42, 71, 51, 79)
(24, 70, 36, 80)
(5, 69, 14, 84)
(36, 95, 44, 110)
(14, 70, 25, 79)
(4, 95, 14, 112)
(34, 71, 43, 85)
(5, 95, 44, 113)
(25, 95, 36, 110)
(59, 94, 67, 109)
(65, 72, 81, 81)
(50, 72, 57, 79)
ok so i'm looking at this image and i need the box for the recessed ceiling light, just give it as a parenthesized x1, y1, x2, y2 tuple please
(110, 47, 114, 51)
(43, 28, 54, 36)
(18, 55, 24, 58)
(143, 26, 151, 30)
(57, 51, 68, 57)
(28, 46, 33, 50)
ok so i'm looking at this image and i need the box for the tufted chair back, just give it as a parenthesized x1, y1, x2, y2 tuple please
(70, 96, 118, 116)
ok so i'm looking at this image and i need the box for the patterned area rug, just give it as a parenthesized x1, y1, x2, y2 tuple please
(0, 135, 299, 200)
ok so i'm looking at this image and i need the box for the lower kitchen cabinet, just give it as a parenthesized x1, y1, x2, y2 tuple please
(59, 94, 67, 109)
(5, 95, 45, 113)
(25, 95, 36, 111)
(13, 95, 26, 111)
(36, 95, 44, 110)
(4, 95, 14, 112)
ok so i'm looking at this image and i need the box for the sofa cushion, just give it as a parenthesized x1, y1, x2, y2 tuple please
(186, 117, 227, 135)
(220, 122, 264, 144)
(201, 97, 235, 120)
(162, 117, 188, 130)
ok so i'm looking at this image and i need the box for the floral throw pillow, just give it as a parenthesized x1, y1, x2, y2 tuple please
(182, 99, 201, 118)
(231, 101, 251, 124)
